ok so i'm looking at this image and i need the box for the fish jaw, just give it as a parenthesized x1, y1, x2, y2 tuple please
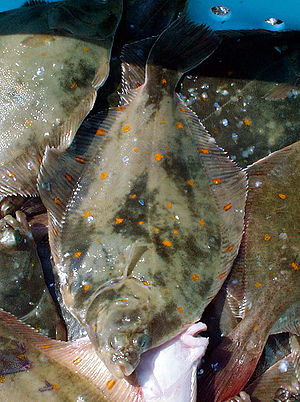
(136, 322, 209, 402)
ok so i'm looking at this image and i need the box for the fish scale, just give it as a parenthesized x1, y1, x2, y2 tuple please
(38, 15, 247, 378)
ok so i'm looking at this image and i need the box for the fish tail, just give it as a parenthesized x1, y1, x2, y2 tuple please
(145, 14, 220, 90)
(197, 315, 270, 401)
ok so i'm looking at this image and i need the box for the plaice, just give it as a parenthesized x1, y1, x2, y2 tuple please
(38, 14, 246, 378)
(197, 140, 300, 401)
(0, 0, 122, 198)
(179, 30, 300, 168)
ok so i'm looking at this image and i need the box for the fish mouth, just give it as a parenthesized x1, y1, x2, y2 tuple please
(111, 355, 136, 377)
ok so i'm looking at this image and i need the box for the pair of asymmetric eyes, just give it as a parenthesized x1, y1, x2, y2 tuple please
(110, 332, 151, 351)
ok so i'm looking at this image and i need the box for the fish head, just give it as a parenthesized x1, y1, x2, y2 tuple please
(86, 283, 153, 378)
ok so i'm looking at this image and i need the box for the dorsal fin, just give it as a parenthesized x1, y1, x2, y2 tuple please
(38, 108, 121, 262)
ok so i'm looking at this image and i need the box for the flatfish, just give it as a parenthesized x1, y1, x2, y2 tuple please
(38, 15, 246, 377)
(0, 0, 122, 198)
(198, 141, 300, 401)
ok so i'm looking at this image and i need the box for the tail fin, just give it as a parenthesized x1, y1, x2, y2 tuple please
(146, 14, 220, 85)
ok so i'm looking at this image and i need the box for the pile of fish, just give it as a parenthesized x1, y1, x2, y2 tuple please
(0, 1, 299, 401)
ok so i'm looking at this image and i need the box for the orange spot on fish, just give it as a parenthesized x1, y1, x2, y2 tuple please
(134, 147, 139, 152)
(106, 379, 116, 390)
(0, 377, 6, 383)
(38, 157, 43, 164)
(154, 152, 164, 162)
(115, 218, 124, 224)
(273, 377, 281, 382)
(123, 125, 131, 133)
(173, 230, 179, 235)
(17, 354, 25, 360)
(177, 306, 183, 314)
(138, 221, 144, 225)
(100, 172, 108, 180)
(25, 119, 33, 126)
(278, 193, 287, 199)
(74, 251, 82, 258)
(176, 122, 183, 130)
(96, 128, 106, 136)
(165, 146, 169, 150)
(264, 234, 271, 241)
(164, 288, 169, 293)
(143, 281, 150, 286)
(75, 157, 85, 164)
(198, 148, 210, 154)
(162, 240, 172, 247)
(243, 118, 251, 126)
(291, 262, 299, 271)
(201, 94, 208, 102)
(212, 177, 222, 185)
(254, 282, 262, 288)
(117, 106, 126, 111)
(161, 78, 167, 84)
(40, 345, 52, 349)
(84, 210, 91, 218)
(161, 118, 166, 124)
(226, 244, 234, 253)
(41, 51, 46, 56)
(130, 194, 137, 199)
(224, 203, 232, 211)
(97, 308, 103, 313)
(52, 227, 58, 236)
(253, 325, 259, 332)
(5, 170, 15, 178)
(136, 82, 142, 88)
(254, 170, 264, 175)
(83, 47, 89, 52)
(219, 272, 226, 279)
(192, 273, 200, 281)
(83, 284, 90, 291)
(180, 108, 187, 112)
(52, 384, 60, 390)
(187, 179, 194, 186)
(121, 299, 127, 302)
(70, 81, 77, 89)
(153, 227, 159, 232)
(198, 219, 205, 226)
(72, 357, 81, 366)
(94, 325, 97, 332)
(167, 202, 173, 209)
(53, 198, 62, 206)
(65, 173, 72, 182)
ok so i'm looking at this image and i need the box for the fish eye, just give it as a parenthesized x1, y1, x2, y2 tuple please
(109, 333, 127, 350)
(136, 334, 151, 351)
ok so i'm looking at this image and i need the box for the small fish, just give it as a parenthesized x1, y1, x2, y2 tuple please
(0, 0, 122, 199)
(0, 340, 31, 376)
(197, 141, 300, 401)
(0, 307, 208, 401)
(39, 14, 246, 378)
(0, 210, 65, 340)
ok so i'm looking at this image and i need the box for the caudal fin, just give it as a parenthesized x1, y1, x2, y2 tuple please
(146, 14, 220, 85)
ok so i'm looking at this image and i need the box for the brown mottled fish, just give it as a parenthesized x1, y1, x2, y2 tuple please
(38, 15, 246, 378)
(198, 141, 300, 401)
(0, 0, 122, 198)
(0, 209, 65, 340)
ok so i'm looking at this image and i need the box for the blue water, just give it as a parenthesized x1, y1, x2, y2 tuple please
(187, 0, 300, 31)
(0, 0, 60, 13)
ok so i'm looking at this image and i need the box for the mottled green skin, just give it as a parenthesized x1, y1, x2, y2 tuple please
(0, 212, 65, 340)
(42, 66, 246, 377)
(0, 0, 122, 198)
